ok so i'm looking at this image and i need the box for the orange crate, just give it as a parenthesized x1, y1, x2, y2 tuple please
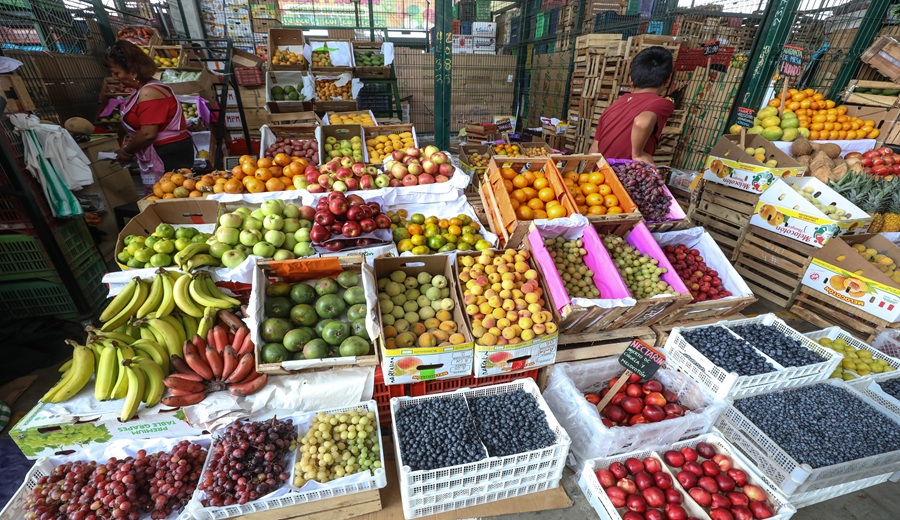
(373, 365, 404, 427)
(552, 154, 642, 225)
(408, 370, 540, 397)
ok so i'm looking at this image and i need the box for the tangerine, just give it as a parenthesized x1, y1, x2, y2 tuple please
(604, 194, 619, 208)
(527, 198, 544, 210)
(598, 184, 612, 196)
(255, 168, 273, 181)
(586, 193, 603, 206)
(274, 153, 291, 167)
(257, 157, 273, 169)
(588, 205, 606, 215)
(224, 178, 243, 194)
(533, 177, 549, 190)
(512, 175, 529, 189)
(547, 205, 566, 219)
(516, 206, 534, 220)
(589, 172, 605, 185)
(606, 206, 623, 215)
(538, 187, 556, 202)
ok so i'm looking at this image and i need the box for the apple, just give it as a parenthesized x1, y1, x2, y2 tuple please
(359, 174, 374, 189)
(435, 174, 450, 183)
(250, 209, 265, 221)
(402, 174, 419, 186)
(306, 170, 320, 185)
(391, 163, 408, 179)
(317, 174, 333, 187)
(239, 229, 262, 247)
(340, 157, 354, 168)
(310, 224, 330, 243)
(431, 151, 448, 164)
(374, 214, 392, 229)
(252, 241, 276, 258)
(221, 249, 248, 269)
(418, 174, 436, 184)
(294, 242, 315, 257)
(342, 221, 362, 237)
(333, 180, 348, 192)
(345, 178, 359, 191)
(329, 222, 343, 235)
(346, 206, 365, 222)
(329, 197, 349, 215)
(282, 204, 300, 219)
(314, 211, 335, 226)
(295, 228, 311, 243)
(389, 179, 401, 187)
(359, 218, 376, 233)
(272, 249, 294, 261)
(324, 240, 344, 252)
(219, 212, 243, 229)
(215, 227, 240, 246)
(298, 205, 315, 220)
(423, 145, 439, 157)
(439, 163, 454, 176)
(421, 159, 437, 174)
(260, 200, 282, 216)
(282, 234, 297, 251)
(264, 229, 286, 247)
(208, 240, 229, 259)
(243, 217, 263, 231)
(351, 163, 365, 176)
(263, 214, 284, 231)
(307, 184, 325, 193)
(375, 174, 391, 188)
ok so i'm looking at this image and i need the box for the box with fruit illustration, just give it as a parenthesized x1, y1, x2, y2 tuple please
(353, 41, 394, 79)
(115, 199, 220, 270)
(802, 234, 900, 322)
(248, 256, 378, 374)
(267, 27, 308, 70)
(364, 255, 475, 385)
(454, 249, 560, 378)
(702, 135, 805, 193)
(362, 124, 417, 165)
(10, 393, 204, 459)
(750, 176, 871, 247)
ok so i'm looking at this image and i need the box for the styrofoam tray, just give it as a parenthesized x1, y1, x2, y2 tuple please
(390, 379, 570, 517)
(714, 379, 900, 495)
(579, 432, 796, 520)
(805, 326, 900, 382)
(185, 401, 387, 520)
(666, 314, 843, 398)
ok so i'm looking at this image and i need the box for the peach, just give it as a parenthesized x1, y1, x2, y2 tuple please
(512, 289, 524, 299)
(449, 333, 466, 344)
(518, 317, 534, 330)
(545, 322, 558, 333)
(518, 310, 532, 319)
(468, 285, 483, 296)
(497, 337, 508, 345)
(417, 333, 436, 348)
(521, 283, 536, 295)
(396, 332, 416, 348)
(484, 289, 497, 299)
(477, 255, 492, 266)
(492, 307, 506, 320)
(479, 302, 492, 315)
(411, 322, 427, 336)
(436, 310, 453, 321)
(506, 310, 518, 321)
(481, 332, 498, 346)
(482, 316, 497, 329)
(528, 303, 543, 315)
(383, 325, 398, 338)
(488, 327, 501, 337)
(385, 338, 397, 349)
(431, 330, 449, 343)
(497, 318, 511, 329)
(502, 327, 518, 340)
(423, 317, 441, 329)
(502, 299, 516, 311)
(485, 265, 497, 275)
(472, 326, 487, 338)
(521, 329, 535, 341)
(460, 256, 474, 267)
(488, 295, 502, 308)
(490, 282, 502, 291)
(500, 279, 515, 291)
(515, 261, 530, 274)
(459, 271, 470, 283)
(532, 323, 546, 335)
(439, 321, 457, 333)
(475, 275, 488, 287)
(532, 311, 547, 324)
(516, 299, 528, 310)
(499, 289, 512, 299)
(395, 319, 410, 332)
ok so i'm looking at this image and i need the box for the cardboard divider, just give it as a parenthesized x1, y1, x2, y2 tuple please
(115, 200, 220, 270)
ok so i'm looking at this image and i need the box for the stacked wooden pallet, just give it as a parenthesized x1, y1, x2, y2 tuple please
(555, 2, 579, 52)
(675, 18, 757, 51)
(653, 110, 686, 164)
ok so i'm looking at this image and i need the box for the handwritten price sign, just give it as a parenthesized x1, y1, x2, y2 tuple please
(737, 107, 756, 129)
(703, 40, 720, 56)
(780, 46, 804, 78)
(618, 339, 666, 380)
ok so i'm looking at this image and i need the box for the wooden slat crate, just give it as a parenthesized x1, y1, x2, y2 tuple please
(791, 287, 900, 343)
(554, 325, 657, 363)
(657, 291, 756, 326)
(686, 181, 758, 261)
(733, 227, 817, 309)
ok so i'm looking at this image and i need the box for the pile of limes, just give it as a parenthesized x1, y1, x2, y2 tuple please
(389, 210, 492, 254)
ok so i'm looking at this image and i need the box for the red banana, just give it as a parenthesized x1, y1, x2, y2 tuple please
(205, 345, 224, 380)
(183, 338, 214, 380)
(166, 372, 204, 383)
(192, 334, 206, 352)
(161, 391, 207, 407)
(221, 345, 237, 381)
(212, 325, 228, 354)
(229, 373, 267, 396)
(170, 354, 201, 378)
(218, 310, 243, 332)
(164, 376, 206, 393)
(207, 329, 215, 350)
(232, 326, 249, 355)
(237, 333, 254, 356)
(226, 353, 255, 383)
(167, 386, 205, 396)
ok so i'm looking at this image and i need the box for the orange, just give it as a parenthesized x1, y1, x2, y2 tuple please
(241, 162, 256, 176)
(231, 165, 243, 177)
(787, 101, 800, 112)
(294, 158, 309, 171)
(825, 100, 836, 109)
(224, 178, 243, 194)
(581, 182, 599, 195)
(257, 157, 273, 169)
(586, 193, 603, 206)
(511, 199, 520, 210)
(589, 172, 605, 185)
(182, 179, 196, 191)
(578, 173, 591, 185)
(522, 187, 537, 199)
(564, 171, 579, 183)
(534, 170, 546, 178)
(244, 178, 265, 193)
(768, 98, 781, 107)
(533, 177, 549, 190)
(146, 195, 160, 201)
(521, 171, 536, 185)
(449, 217, 463, 227)
(407, 223, 423, 235)
(588, 205, 607, 215)
(515, 206, 534, 220)
(510, 189, 527, 203)
(837, 105, 848, 115)
(286, 162, 304, 178)
(411, 235, 426, 246)
(500, 167, 517, 180)
(538, 187, 556, 202)
(573, 194, 586, 205)
(159, 180, 176, 193)
(598, 184, 612, 196)
(547, 205, 567, 219)
(265, 178, 286, 192)
(532, 209, 548, 219)
(527, 198, 544, 210)
(503, 179, 514, 193)
(152, 184, 164, 197)
(604, 195, 619, 208)
(269, 165, 283, 177)
(512, 175, 529, 189)
(448, 224, 461, 236)
(606, 206, 623, 215)
(438, 219, 449, 229)
(239, 154, 254, 164)
(162, 193, 175, 199)
(274, 153, 291, 167)
(170, 173, 185, 186)
(255, 168, 273, 181)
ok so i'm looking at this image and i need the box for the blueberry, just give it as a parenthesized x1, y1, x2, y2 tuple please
(879, 378, 900, 400)
(681, 326, 776, 376)
(467, 390, 556, 457)
(395, 397, 486, 471)
(729, 324, 826, 367)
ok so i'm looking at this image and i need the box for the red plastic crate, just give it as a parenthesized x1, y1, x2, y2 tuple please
(408, 370, 540, 397)
(235, 66, 265, 87)
(674, 46, 736, 72)
(373, 365, 404, 427)
(227, 137, 261, 156)
(214, 280, 251, 304)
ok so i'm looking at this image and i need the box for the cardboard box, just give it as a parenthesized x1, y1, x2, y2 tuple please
(750, 177, 872, 247)
(454, 250, 559, 378)
(702, 135, 806, 193)
(259, 124, 318, 163)
(371, 256, 475, 385)
(265, 70, 314, 112)
(1, 74, 36, 113)
(232, 48, 264, 69)
(317, 124, 368, 163)
(9, 390, 206, 459)
(115, 199, 220, 269)
(156, 67, 215, 98)
(802, 234, 900, 322)
(267, 27, 306, 70)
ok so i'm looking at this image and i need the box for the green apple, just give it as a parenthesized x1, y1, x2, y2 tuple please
(117, 250, 132, 263)
(150, 253, 171, 267)
(216, 226, 240, 246)
(209, 240, 230, 259)
(265, 229, 286, 247)
(295, 228, 311, 242)
(283, 234, 298, 251)
(153, 240, 175, 254)
(144, 235, 160, 249)
(219, 212, 244, 229)
(175, 227, 197, 240)
(273, 249, 295, 261)
(282, 218, 301, 234)
(221, 249, 248, 269)
(283, 204, 300, 219)
(233, 207, 252, 219)
(240, 229, 263, 247)
(294, 242, 315, 257)
(253, 241, 276, 258)
(134, 247, 154, 263)
(243, 217, 263, 231)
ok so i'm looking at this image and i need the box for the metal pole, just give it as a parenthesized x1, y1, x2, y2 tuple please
(728, 0, 802, 123)
(90, 0, 117, 46)
(827, 0, 891, 101)
(433, 0, 452, 150)
(368, 0, 376, 41)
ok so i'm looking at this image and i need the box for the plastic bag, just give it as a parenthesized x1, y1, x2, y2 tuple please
(542, 357, 729, 468)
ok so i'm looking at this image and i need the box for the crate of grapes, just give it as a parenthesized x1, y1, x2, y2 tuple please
(184, 403, 386, 519)
(665, 314, 843, 399)
(390, 378, 570, 518)
(607, 159, 687, 232)
(715, 380, 900, 495)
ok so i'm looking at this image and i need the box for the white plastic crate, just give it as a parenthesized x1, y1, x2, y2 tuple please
(578, 432, 795, 520)
(805, 326, 900, 382)
(848, 377, 900, 419)
(185, 401, 387, 520)
(714, 380, 900, 495)
(788, 472, 893, 508)
(666, 314, 843, 398)
(390, 379, 570, 518)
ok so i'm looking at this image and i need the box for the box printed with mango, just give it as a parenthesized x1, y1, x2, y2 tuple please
(749, 177, 871, 247)
(702, 135, 805, 193)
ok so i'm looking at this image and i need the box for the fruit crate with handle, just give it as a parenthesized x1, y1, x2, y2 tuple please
(552, 154, 644, 232)
(664, 314, 843, 399)
(805, 326, 900, 383)
(0, 218, 102, 282)
(407, 369, 539, 397)
(714, 379, 900, 495)
(686, 180, 759, 262)
(0, 254, 108, 320)
(390, 379, 570, 518)
(578, 432, 796, 520)
(787, 472, 894, 508)
(732, 226, 817, 308)
(791, 286, 899, 344)
(479, 157, 579, 249)
(184, 401, 387, 520)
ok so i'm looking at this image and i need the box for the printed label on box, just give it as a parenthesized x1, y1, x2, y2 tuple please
(474, 332, 558, 378)
(803, 259, 900, 322)
(382, 343, 475, 385)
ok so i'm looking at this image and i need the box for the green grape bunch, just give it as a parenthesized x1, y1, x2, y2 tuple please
(293, 408, 381, 488)
(602, 234, 676, 299)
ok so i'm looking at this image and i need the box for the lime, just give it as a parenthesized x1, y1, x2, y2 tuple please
(411, 245, 430, 255)
(427, 235, 447, 250)
(261, 343, 289, 363)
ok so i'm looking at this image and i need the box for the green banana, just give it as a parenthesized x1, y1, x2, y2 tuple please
(181, 314, 199, 342)
(44, 342, 94, 403)
(173, 273, 204, 317)
(203, 275, 241, 307)
(131, 339, 170, 374)
(136, 273, 163, 319)
(110, 343, 136, 399)
(99, 278, 137, 322)
(101, 278, 148, 331)
(94, 341, 119, 401)
(132, 356, 165, 407)
(196, 306, 217, 339)
(119, 362, 146, 422)
(152, 270, 175, 318)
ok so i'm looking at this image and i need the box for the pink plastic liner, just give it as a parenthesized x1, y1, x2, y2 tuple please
(624, 221, 690, 294)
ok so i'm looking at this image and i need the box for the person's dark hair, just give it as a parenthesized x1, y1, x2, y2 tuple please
(104, 40, 157, 82)
(630, 46, 673, 89)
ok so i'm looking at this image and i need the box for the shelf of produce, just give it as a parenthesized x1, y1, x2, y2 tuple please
(792, 286, 900, 343)
(665, 314, 842, 399)
(733, 227, 817, 309)
(579, 432, 796, 520)
(715, 380, 900, 495)
(687, 181, 759, 261)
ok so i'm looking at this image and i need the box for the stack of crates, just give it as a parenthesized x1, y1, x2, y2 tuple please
(458, 0, 476, 22)
(475, 0, 492, 22)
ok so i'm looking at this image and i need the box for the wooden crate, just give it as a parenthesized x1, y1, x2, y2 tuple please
(861, 36, 900, 83)
(556, 155, 643, 229)
(686, 181, 758, 261)
(575, 33, 623, 50)
(844, 80, 900, 108)
(553, 325, 657, 363)
(652, 313, 748, 347)
(733, 227, 817, 309)
(790, 287, 900, 343)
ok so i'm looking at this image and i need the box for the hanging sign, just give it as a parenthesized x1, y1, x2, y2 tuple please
(703, 40, 720, 56)
(780, 46, 804, 78)
(618, 338, 665, 380)
(737, 107, 756, 128)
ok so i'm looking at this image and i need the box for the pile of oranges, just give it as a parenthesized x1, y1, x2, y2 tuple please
(147, 169, 204, 200)
(768, 88, 879, 141)
(493, 143, 520, 156)
(498, 166, 570, 220)
(562, 170, 624, 216)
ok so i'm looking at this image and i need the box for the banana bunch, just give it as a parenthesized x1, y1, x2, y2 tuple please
(174, 242, 218, 272)
(42, 341, 95, 404)
(162, 323, 266, 407)
(87, 330, 168, 420)
(174, 271, 241, 318)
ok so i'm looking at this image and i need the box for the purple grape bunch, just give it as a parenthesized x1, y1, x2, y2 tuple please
(613, 161, 672, 222)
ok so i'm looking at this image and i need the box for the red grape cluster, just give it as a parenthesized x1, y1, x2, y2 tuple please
(612, 162, 672, 222)
(663, 244, 731, 302)
(199, 418, 297, 507)
(23, 441, 207, 520)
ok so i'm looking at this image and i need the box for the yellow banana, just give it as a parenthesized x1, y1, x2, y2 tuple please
(185, 254, 218, 272)
(44, 343, 94, 403)
(94, 341, 119, 401)
(159, 315, 187, 347)
(110, 343, 136, 399)
(43, 361, 77, 403)
(132, 339, 169, 374)
(58, 359, 72, 373)
(132, 356, 165, 406)
(173, 273, 204, 317)
(119, 362, 146, 422)
(152, 270, 175, 318)
(189, 275, 232, 309)
(101, 279, 148, 331)
(196, 306, 217, 339)
(99, 278, 137, 322)
(136, 273, 163, 319)
(203, 275, 241, 307)
(145, 318, 183, 358)
(92, 330, 136, 345)
(181, 314, 199, 341)
(174, 242, 210, 269)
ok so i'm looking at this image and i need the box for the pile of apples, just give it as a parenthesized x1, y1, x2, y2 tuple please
(384, 145, 455, 187)
(846, 147, 900, 177)
(585, 373, 689, 427)
(294, 157, 391, 193)
(662, 443, 776, 519)
(212, 200, 317, 268)
(310, 192, 393, 252)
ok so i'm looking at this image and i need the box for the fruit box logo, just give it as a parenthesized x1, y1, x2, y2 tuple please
(751, 171, 775, 191)
(757, 203, 839, 244)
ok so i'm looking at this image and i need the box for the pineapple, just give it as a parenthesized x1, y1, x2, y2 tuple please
(883, 179, 900, 232)
(847, 174, 888, 232)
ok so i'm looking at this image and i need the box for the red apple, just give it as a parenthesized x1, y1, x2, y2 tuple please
(609, 462, 628, 479)
(710, 493, 732, 509)
(663, 451, 685, 468)
(329, 222, 343, 235)
(653, 471, 673, 490)
(701, 460, 721, 477)
(676, 470, 697, 489)
(401, 174, 419, 186)
(335, 167, 352, 179)
(309, 224, 330, 244)
(680, 447, 698, 462)
(421, 159, 438, 174)
(328, 198, 349, 215)
(595, 469, 616, 489)
(643, 486, 665, 508)
(643, 457, 662, 474)
(664, 503, 688, 520)
(359, 218, 376, 233)
(314, 210, 335, 226)
(418, 173, 436, 184)
(346, 205, 365, 222)
(297, 205, 315, 220)
(605, 485, 627, 507)
(324, 240, 344, 252)
(374, 214, 392, 229)
(688, 487, 711, 507)
(438, 163, 454, 176)
(622, 513, 643, 520)
(344, 178, 360, 191)
(604, 405, 626, 424)
(665, 488, 682, 504)
(712, 454, 733, 472)
(624, 458, 645, 475)
(342, 221, 361, 238)
(698, 476, 719, 494)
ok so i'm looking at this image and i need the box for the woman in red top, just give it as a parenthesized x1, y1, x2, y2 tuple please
(104, 40, 193, 180)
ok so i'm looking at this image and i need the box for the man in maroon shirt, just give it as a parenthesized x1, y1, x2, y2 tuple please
(589, 46, 675, 165)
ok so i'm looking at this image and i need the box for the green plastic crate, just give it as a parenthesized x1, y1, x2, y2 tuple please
(475, 0, 492, 22)
(0, 255, 108, 320)
(0, 219, 98, 282)
(536, 12, 546, 38)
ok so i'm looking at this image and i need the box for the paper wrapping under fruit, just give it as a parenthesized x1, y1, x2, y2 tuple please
(771, 138, 876, 158)
(313, 72, 364, 100)
(542, 357, 729, 469)
(527, 223, 634, 314)
(651, 227, 753, 301)
(605, 158, 687, 222)
(626, 221, 690, 295)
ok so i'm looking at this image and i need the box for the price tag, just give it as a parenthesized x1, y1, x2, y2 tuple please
(618, 338, 666, 380)
(780, 45, 804, 78)
(736, 107, 756, 128)
(703, 40, 720, 56)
